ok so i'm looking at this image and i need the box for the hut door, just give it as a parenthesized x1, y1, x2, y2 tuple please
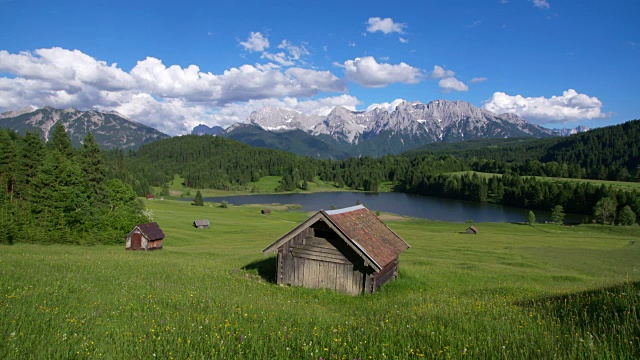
(131, 233, 142, 250)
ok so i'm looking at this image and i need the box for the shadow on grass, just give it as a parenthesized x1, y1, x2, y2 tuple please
(242, 257, 277, 284)
(517, 281, 640, 342)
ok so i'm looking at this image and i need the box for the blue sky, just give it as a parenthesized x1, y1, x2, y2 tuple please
(0, 0, 638, 135)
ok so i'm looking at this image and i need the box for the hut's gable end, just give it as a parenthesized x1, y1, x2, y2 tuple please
(126, 222, 164, 250)
(272, 220, 368, 295)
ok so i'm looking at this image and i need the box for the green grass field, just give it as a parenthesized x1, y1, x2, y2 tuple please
(449, 171, 640, 191)
(1, 199, 639, 359)
(161, 175, 385, 199)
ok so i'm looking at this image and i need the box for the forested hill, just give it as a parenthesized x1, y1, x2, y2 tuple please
(120, 135, 321, 190)
(406, 119, 640, 180)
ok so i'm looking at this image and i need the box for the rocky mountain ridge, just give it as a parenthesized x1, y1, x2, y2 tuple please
(229, 99, 554, 147)
(0, 106, 169, 149)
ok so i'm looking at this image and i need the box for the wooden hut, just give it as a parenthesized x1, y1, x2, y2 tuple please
(261, 209, 271, 215)
(263, 205, 410, 295)
(145, 194, 155, 200)
(466, 225, 478, 234)
(194, 219, 210, 229)
(126, 222, 165, 250)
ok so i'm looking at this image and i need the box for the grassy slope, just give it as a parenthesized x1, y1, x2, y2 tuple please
(1, 199, 639, 359)
(163, 175, 391, 199)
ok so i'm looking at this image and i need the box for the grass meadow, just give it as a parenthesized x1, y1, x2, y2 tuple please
(164, 175, 391, 199)
(1, 198, 639, 359)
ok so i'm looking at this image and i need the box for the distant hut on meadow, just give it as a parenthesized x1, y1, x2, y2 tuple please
(145, 194, 155, 200)
(194, 219, 210, 229)
(261, 209, 271, 215)
(263, 205, 410, 295)
(466, 226, 478, 234)
(126, 222, 165, 250)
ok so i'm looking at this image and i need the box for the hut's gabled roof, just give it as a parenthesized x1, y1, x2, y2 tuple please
(263, 205, 410, 271)
(324, 205, 410, 270)
(131, 222, 165, 241)
(194, 219, 210, 227)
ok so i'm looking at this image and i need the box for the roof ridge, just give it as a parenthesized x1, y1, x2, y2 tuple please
(324, 204, 366, 215)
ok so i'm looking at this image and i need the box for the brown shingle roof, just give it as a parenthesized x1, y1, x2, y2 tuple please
(136, 222, 165, 241)
(323, 205, 410, 269)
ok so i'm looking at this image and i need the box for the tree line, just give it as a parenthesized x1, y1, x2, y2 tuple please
(115, 131, 639, 225)
(0, 126, 150, 245)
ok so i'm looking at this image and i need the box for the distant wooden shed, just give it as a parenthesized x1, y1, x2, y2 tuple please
(145, 194, 155, 200)
(261, 209, 271, 215)
(194, 219, 210, 229)
(466, 226, 478, 234)
(263, 205, 410, 295)
(126, 222, 165, 250)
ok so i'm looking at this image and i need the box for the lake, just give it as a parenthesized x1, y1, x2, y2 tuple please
(202, 192, 582, 223)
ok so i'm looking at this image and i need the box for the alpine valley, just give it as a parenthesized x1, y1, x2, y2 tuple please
(221, 99, 557, 158)
(0, 106, 169, 150)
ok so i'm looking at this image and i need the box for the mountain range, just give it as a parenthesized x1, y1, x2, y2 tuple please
(0, 101, 590, 156)
(221, 100, 558, 158)
(0, 106, 169, 149)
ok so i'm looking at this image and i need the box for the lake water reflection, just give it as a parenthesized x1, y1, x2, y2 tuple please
(203, 192, 578, 223)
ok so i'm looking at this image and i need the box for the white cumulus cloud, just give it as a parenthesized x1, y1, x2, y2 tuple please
(470, 77, 488, 83)
(0, 47, 350, 135)
(239, 32, 270, 52)
(439, 77, 469, 92)
(365, 98, 406, 112)
(340, 56, 423, 88)
(532, 0, 550, 9)
(482, 89, 607, 124)
(430, 65, 455, 79)
(366, 17, 406, 34)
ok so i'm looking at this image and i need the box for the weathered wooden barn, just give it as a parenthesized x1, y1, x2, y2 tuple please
(466, 226, 478, 234)
(194, 219, 210, 229)
(126, 222, 165, 250)
(263, 205, 410, 295)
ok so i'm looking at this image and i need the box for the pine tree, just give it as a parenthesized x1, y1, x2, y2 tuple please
(80, 131, 108, 208)
(551, 205, 565, 225)
(193, 190, 204, 206)
(617, 205, 637, 226)
(48, 123, 75, 158)
(527, 211, 536, 225)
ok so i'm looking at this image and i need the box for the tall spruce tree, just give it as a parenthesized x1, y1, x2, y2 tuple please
(80, 131, 108, 208)
(193, 190, 204, 206)
(48, 123, 75, 158)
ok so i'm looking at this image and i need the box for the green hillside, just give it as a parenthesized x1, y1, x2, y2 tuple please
(1, 199, 638, 358)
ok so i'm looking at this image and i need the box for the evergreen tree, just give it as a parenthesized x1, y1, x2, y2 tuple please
(193, 190, 204, 206)
(159, 183, 170, 197)
(48, 123, 75, 158)
(617, 205, 637, 226)
(551, 205, 565, 225)
(527, 211, 536, 225)
(80, 131, 108, 207)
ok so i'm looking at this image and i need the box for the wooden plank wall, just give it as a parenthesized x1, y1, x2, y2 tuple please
(278, 223, 367, 295)
(373, 258, 398, 291)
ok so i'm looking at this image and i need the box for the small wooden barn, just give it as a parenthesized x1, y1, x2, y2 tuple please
(145, 194, 155, 200)
(263, 205, 410, 295)
(194, 219, 210, 229)
(466, 226, 478, 234)
(261, 209, 271, 215)
(126, 222, 165, 250)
